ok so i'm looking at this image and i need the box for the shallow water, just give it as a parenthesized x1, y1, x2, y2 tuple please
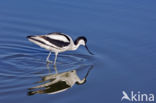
(0, 0, 156, 103)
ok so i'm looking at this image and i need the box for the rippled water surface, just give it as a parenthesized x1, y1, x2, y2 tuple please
(0, 0, 156, 103)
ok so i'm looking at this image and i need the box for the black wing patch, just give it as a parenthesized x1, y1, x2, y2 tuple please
(42, 36, 70, 47)
(47, 32, 71, 42)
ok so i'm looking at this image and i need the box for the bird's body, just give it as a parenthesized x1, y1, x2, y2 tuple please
(28, 65, 93, 95)
(27, 32, 73, 53)
(27, 32, 93, 65)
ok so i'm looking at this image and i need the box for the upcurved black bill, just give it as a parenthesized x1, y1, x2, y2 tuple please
(85, 45, 94, 55)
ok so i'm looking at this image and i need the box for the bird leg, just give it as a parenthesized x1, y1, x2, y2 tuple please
(53, 52, 58, 65)
(53, 64, 58, 74)
(46, 52, 53, 63)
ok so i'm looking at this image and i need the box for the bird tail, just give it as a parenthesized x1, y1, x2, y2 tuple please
(27, 91, 36, 96)
(26, 35, 35, 39)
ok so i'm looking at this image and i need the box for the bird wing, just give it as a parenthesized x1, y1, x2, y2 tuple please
(46, 32, 70, 43)
(40, 35, 70, 48)
(40, 32, 71, 48)
(27, 32, 71, 49)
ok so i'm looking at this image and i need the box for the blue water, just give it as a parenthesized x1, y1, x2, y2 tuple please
(0, 0, 156, 103)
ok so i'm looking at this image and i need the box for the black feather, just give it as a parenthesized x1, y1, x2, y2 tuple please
(74, 36, 87, 45)
(47, 32, 70, 42)
(42, 36, 70, 47)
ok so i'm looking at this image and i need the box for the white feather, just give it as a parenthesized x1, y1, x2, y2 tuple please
(46, 34, 70, 42)
(30, 36, 60, 49)
(28, 36, 70, 52)
(28, 38, 51, 50)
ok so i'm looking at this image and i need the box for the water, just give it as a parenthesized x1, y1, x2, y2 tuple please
(0, 0, 156, 103)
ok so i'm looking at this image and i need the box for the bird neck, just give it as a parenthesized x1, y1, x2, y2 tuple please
(72, 39, 85, 50)
(76, 78, 86, 85)
(72, 43, 81, 50)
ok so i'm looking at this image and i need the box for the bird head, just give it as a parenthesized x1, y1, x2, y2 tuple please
(75, 78, 87, 85)
(74, 36, 94, 55)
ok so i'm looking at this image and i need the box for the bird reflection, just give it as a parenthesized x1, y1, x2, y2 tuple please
(28, 64, 93, 96)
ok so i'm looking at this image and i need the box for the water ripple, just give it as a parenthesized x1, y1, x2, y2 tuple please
(0, 40, 95, 97)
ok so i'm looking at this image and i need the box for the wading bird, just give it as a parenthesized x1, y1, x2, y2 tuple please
(28, 65, 93, 95)
(27, 32, 93, 65)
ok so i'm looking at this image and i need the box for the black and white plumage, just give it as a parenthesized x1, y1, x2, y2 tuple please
(27, 32, 93, 65)
(28, 65, 93, 95)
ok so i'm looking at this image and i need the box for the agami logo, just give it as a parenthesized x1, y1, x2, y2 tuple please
(121, 91, 154, 102)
